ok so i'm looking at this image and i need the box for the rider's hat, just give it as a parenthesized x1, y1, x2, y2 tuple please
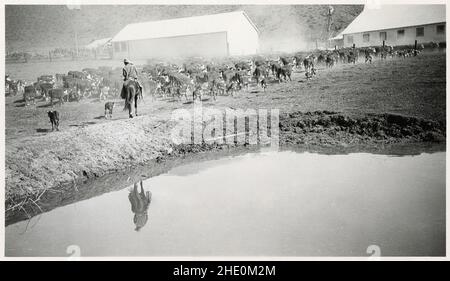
(124, 58, 131, 64)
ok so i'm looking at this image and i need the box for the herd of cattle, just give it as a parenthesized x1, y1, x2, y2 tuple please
(6, 68, 123, 106)
(5, 44, 433, 110)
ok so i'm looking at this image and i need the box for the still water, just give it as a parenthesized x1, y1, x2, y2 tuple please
(5, 150, 445, 257)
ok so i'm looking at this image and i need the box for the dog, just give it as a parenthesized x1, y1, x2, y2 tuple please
(104, 101, 115, 119)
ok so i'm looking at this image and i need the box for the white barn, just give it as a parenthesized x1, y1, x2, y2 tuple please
(111, 11, 259, 60)
(340, 5, 446, 48)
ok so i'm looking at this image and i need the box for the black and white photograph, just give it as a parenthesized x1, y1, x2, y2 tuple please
(1, 0, 447, 260)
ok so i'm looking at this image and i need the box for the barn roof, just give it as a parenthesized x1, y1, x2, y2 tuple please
(341, 4, 445, 35)
(111, 11, 258, 42)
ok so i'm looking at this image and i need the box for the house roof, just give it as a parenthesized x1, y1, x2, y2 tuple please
(341, 4, 445, 35)
(111, 11, 258, 42)
(329, 33, 343, 40)
(85, 37, 112, 49)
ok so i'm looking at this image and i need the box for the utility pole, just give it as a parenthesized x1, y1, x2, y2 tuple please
(75, 28, 79, 58)
(67, 5, 81, 59)
(325, 6, 334, 49)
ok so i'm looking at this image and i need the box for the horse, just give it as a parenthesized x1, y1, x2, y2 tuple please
(122, 80, 142, 118)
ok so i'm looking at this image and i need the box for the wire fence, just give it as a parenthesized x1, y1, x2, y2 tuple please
(6, 48, 113, 64)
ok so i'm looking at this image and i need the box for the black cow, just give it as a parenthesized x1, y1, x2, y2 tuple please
(317, 53, 326, 64)
(49, 88, 68, 106)
(253, 59, 267, 67)
(68, 70, 87, 79)
(325, 55, 336, 68)
(303, 56, 315, 73)
(279, 56, 291, 66)
(38, 82, 53, 100)
(293, 55, 303, 69)
(235, 61, 251, 71)
(270, 62, 282, 78)
(47, 110, 60, 131)
(277, 65, 292, 82)
(253, 66, 268, 91)
(221, 70, 241, 96)
(347, 51, 357, 64)
(38, 75, 54, 83)
(23, 85, 37, 106)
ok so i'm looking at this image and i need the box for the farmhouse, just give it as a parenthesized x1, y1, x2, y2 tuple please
(111, 11, 259, 60)
(340, 5, 445, 48)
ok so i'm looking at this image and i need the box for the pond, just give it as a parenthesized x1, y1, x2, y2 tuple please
(5, 149, 445, 257)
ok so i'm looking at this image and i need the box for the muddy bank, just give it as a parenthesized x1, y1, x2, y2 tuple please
(5, 110, 445, 220)
(280, 111, 446, 146)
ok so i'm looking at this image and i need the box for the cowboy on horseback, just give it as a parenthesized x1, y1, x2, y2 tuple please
(121, 58, 143, 118)
(121, 58, 142, 96)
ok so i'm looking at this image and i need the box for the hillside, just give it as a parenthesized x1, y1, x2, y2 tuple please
(5, 5, 363, 53)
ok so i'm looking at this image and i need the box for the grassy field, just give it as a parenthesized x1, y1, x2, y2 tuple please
(5, 52, 446, 142)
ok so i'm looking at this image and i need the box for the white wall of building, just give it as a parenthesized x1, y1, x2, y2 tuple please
(115, 32, 229, 60)
(112, 14, 259, 59)
(227, 15, 259, 56)
(343, 22, 446, 48)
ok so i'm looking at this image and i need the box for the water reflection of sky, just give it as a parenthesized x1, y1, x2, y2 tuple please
(5, 151, 446, 257)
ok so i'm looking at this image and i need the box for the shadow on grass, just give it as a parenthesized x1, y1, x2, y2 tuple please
(36, 128, 51, 133)
(37, 103, 58, 108)
(69, 121, 97, 127)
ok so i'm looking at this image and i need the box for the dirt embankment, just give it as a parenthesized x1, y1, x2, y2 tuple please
(280, 111, 446, 146)
(5, 109, 446, 218)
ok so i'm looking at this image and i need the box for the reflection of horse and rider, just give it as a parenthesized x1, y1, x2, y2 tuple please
(128, 180, 152, 231)
(121, 59, 143, 118)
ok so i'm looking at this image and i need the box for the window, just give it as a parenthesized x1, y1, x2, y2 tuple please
(436, 24, 445, 34)
(379, 32, 387, 41)
(416, 27, 424, 37)
(114, 42, 121, 52)
(363, 33, 370, 42)
(347, 35, 353, 44)
(397, 29, 405, 39)
(121, 42, 127, 52)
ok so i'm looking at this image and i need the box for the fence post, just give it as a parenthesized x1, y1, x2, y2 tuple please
(383, 40, 385, 47)
(414, 40, 418, 56)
